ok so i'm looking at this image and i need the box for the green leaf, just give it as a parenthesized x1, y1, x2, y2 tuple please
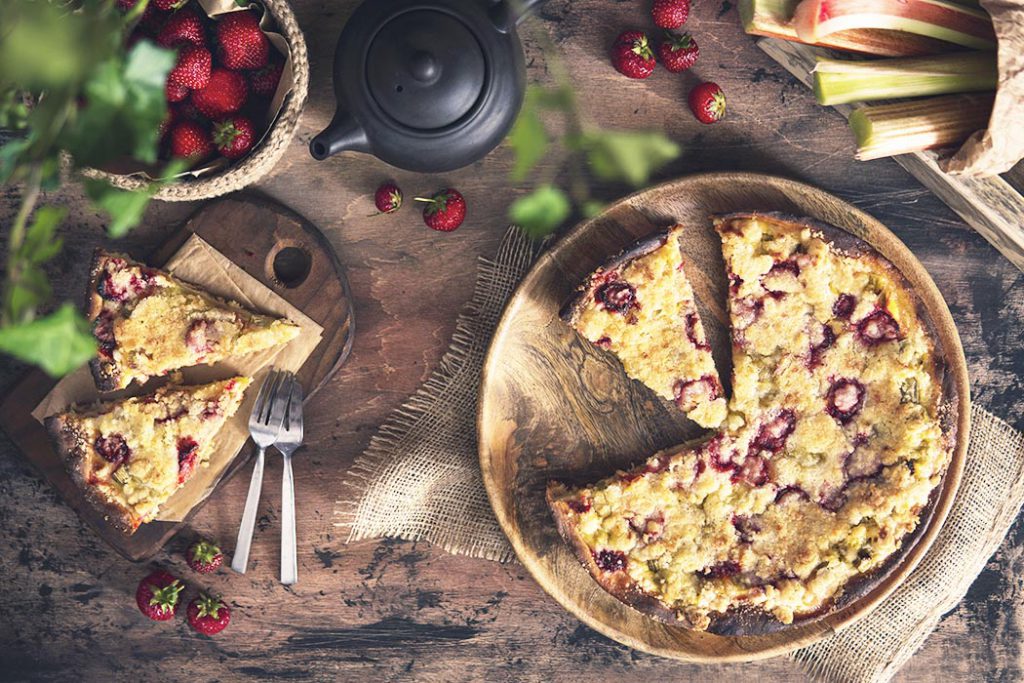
(20, 206, 66, 265)
(507, 105, 548, 183)
(0, 304, 96, 377)
(508, 185, 572, 239)
(582, 131, 682, 187)
(0, 137, 31, 184)
(582, 200, 607, 218)
(83, 178, 157, 238)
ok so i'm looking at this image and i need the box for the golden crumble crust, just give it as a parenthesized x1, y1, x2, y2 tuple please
(45, 377, 250, 533)
(87, 251, 300, 391)
(563, 226, 727, 428)
(549, 213, 950, 632)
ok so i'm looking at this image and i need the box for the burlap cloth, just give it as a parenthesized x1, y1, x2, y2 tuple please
(334, 226, 1024, 682)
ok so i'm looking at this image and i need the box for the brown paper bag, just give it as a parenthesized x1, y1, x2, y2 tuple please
(943, 0, 1024, 176)
(31, 235, 323, 522)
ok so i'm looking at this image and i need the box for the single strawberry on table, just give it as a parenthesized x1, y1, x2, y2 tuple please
(187, 594, 231, 635)
(611, 31, 656, 80)
(157, 8, 206, 48)
(135, 570, 184, 621)
(217, 10, 269, 70)
(688, 81, 727, 124)
(169, 119, 213, 161)
(186, 539, 224, 573)
(167, 45, 211, 91)
(374, 182, 403, 214)
(192, 68, 248, 118)
(652, 0, 690, 29)
(212, 116, 256, 160)
(658, 32, 699, 73)
(415, 189, 466, 232)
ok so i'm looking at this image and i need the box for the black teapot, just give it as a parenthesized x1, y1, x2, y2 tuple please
(309, 0, 547, 172)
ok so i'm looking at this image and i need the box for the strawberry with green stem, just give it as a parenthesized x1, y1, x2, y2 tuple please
(414, 189, 466, 232)
(373, 183, 403, 215)
(187, 594, 231, 635)
(611, 31, 656, 80)
(658, 32, 699, 73)
(135, 570, 184, 621)
(212, 117, 255, 160)
(186, 539, 224, 573)
(688, 82, 727, 124)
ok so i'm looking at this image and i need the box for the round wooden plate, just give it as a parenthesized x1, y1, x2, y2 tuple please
(477, 172, 970, 662)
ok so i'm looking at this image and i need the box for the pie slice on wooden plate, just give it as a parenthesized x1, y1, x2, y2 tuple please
(562, 226, 728, 429)
(549, 212, 951, 633)
(45, 377, 251, 533)
(88, 251, 301, 391)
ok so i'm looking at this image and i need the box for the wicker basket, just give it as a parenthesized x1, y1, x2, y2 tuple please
(84, 0, 309, 201)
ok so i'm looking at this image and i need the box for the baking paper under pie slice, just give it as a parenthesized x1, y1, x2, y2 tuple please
(87, 251, 300, 391)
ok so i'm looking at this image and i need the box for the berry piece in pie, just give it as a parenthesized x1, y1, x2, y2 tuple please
(549, 212, 951, 632)
(562, 226, 727, 428)
(45, 377, 251, 533)
(87, 251, 301, 391)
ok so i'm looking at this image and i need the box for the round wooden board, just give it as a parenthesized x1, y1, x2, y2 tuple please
(477, 172, 971, 662)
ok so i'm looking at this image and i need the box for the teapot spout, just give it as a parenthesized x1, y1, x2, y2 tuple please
(309, 113, 371, 161)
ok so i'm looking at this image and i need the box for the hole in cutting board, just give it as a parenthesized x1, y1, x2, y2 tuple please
(271, 245, 312, 288)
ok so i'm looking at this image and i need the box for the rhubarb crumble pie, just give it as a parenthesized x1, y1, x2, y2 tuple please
(46, 377, 250, 533)
(563, 226, 727, 428)
(88, 251, 300, 391)
(549, 212, 951, 633)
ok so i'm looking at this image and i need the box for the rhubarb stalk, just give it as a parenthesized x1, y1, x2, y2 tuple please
(740, 0, 954, 55)
(814, 53, 998, 105)
(849, 93, 994, 161)
(793, 0, 997, 50)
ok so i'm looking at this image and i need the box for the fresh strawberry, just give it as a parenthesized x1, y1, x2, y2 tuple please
(249, 59, 284, 98)
(135, 571, 184, 621)
(157, 8, 206, 48)
(186, 594, 231, 635)
(169, 120, 213, 161)
(415, 189, 466, 232)
(192, 68, 248, 118)
(688, 81, 727, 124)
(186, 539, 224, 573)
(658, 32, 699, 73)
(212, 116, 255, 159)
(168, 45, 211, 91)
(153, 0, 188, 11)
(166, 80, 189, 103)
(216, 10, 269, 70)
(611, 31, 656, 80)
(652, 0, 690, 29)
(374, 183, 403, 214)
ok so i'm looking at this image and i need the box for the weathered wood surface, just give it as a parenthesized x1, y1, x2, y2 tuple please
(1, 0, 1023, 680)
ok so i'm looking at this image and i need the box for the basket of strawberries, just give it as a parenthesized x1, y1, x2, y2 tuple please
(85, 0, 309, 200)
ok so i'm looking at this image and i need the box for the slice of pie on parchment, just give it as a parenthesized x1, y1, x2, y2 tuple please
(88, 251, 300, 391)
(45, 377, 250, 533)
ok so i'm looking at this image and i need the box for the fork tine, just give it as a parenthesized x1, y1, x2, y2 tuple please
(250, 368, 278, 424)
(288, 379, 303, 437)
(265, 372, 294, 429)
(259, 370, 286, 424)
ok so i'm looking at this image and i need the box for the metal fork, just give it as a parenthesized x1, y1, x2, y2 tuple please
(275, 377, 304, 585)
(231, 369, 293, 574)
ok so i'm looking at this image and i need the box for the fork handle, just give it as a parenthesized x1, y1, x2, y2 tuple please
(281, 452, 297, 585)
(231, 447, 265, 574)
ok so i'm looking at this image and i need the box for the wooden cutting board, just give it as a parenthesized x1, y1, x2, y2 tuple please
(478, 172, 971, 662)
(0, 194, 354, 561)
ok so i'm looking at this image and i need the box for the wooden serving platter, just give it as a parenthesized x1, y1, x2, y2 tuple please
(0, 194, 354, 561)
(478, 173, 970, 661)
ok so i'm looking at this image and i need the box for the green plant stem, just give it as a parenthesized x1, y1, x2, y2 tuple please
(4, 164, 43, 326)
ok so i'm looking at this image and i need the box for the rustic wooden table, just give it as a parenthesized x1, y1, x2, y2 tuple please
(2, 1, 1023, 681)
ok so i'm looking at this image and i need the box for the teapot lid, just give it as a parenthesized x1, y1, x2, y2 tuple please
(366, 10, 486, 131)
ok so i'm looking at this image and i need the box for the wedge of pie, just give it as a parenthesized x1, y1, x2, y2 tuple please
(45, 377, 251, 533)
(549, 213, 951, 632)
(88, 251, 300, 391)
(562, 226, 728, 429)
